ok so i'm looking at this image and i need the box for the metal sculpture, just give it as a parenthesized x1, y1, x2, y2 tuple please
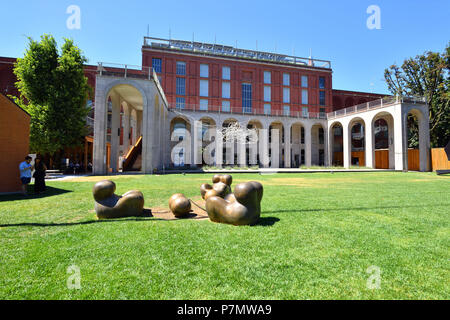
(169, 193, 192, 217)
(93, 180, 145, 219)
(200, 174, 232, 200)
(205, 181, 263, 226)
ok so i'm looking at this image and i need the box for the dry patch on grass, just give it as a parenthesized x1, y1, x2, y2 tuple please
(149, 197, 209, 221)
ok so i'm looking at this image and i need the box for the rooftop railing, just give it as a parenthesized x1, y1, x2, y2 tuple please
(144, 36, 332, 69)
(327, 96, 426, 120)
(168, 103, 327, 120)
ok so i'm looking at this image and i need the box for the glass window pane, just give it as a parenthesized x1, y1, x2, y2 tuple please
(200, 99, 208, 111)
(176, 97, 185, 109)
(283, 105, 290, 116)
(152, 58, 162, 73)
(283, 88, 290, 103)
(176, 77, 185, 95)
(176, 61, 186, 75)
(200, 64, 209, 78)
(242, 83, 252, 113)
(302, 89, 308, 105)
(222, 66, 230, 80)
(320, 91, 326, 106)
(302, 106, 308, 117)
(200, 80, 209, 97)
(264, 86, 271, 102)
(301, 75, 308, 88)
(264, 71, 271, 84)
(319, 77, 325, 89)
(264, 103, 271, 115)
(222, 100, 230, 112)
(283, 73, 290, 86)
(222, 82, 230, 99)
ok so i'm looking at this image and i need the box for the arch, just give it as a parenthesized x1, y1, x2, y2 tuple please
(291, 121, 307, 167)
(372, 111, 395, 169)
(268, 121, 284, 168)
(311, 122, 326, 166)
(348, 117, 366, 167)
(406, 107, 428, 171)
(329, 121, 344, 166)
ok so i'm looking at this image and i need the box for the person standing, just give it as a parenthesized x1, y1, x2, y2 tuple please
(19, 156, 33, 195)
(33, 156, 47, 194)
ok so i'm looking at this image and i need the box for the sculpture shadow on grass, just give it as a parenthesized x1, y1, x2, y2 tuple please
(253, 216, 280, 227)
(0, 186, 72, 202)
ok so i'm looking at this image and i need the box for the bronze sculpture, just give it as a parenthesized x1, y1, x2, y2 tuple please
(205, 181, 263, 226)
(93, 180, 145, 219)
(200, 174, 233, 200)
(169, 193, 192, 217)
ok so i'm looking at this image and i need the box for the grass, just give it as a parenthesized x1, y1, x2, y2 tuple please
(0, 172, 449, 299)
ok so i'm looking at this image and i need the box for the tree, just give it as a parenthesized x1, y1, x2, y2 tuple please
(13, 34, 91, 158)
(384, 44, 450, 147)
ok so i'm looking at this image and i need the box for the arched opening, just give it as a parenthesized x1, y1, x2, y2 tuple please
(373, 112, 395, 169)
(291, 122, 306, 168)
(106, 84, 144, 173)
(311, 123, 325, 166)
(349, 118, 365, 167)
(170, 116, 191, 168)
(330, 122, 343, 166)
(407, 108, 428, 171)
(199, 117, 216, 166)
(247, 120, 263, 167)
(222, 118, 239, 166)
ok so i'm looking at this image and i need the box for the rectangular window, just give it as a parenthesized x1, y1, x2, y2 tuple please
(283, 73, 290, 86)
(222, 82, 230, 99)
(264, 86, 271, 102)
(176, 61, 186, 75)
(200, 79, 209, 97)
(302, 106, 309, 118)
(176, 77, 185, 96)
(242, 83, 252, 113)
(222, 100, 231, 112)
(200, 64, 209, 78)
(264, 103, 271, 115)
(319, 77, 325, 89)
(283, 88, 290, 103)
(319, 91, 326, 106)
(301, 75, 308, 88)
(152, 58, 162, 73)
(283, 105, 290, 116)
(264, 71, 271, 84)
(222, 66, 230, 80)
(200, 99, 208, 111)
(176, 97, 185, 109)
(302, 89, 308, 105)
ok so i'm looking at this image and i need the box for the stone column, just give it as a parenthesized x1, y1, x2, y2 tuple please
(270, 127, 279, 168)
(93, 84, 107, 175)
(284, 123, 291, 168)
(305, 124, 312, 167)
(109, 93, 121, 173)
(122, 105, 130, 154)
(365, 119, 374, 168)
(394, 107, 407, 171)
(259, 128, 270, 168)
(343, 120, 351, 168)
(215, 127, 223, 167)
(418, 107, 431, 172)
(141, 91, 154, 174)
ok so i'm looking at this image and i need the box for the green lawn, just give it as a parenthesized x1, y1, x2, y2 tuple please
(0, 172, 448, 299)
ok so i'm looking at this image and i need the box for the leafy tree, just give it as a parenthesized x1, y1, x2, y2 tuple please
(384, 44, 450, 148)
(13, 34, 91, 157)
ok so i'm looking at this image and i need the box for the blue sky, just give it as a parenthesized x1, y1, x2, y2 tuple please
(1, 0, 449, 94)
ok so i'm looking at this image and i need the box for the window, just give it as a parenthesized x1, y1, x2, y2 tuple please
(200, 80, 209, 97)
(283, 73, 290, 86)
(152, 58, 162, 73)
(222, 82, 230, 99)
(264, 103, 271, 115)
(200, 64, 209, 78)
(283, 105, 290, 116)
(319, 107, 326, 118)
(301, 75, 308, 88)
(176, 77, 185, 96)
(302, 89, 308, 105)
(176, 61, 186, 75)
(319, 77, 325, 89)
(200, 99, 208, 111)
(222, 100, 230, 112)
(264, 71, 271, 84)
(222, 66, 230, 80)
(283, 88, 290, 103)
(302, 107, 309, 118)
(242, 83, 252, 113)
(176, 97, 185, 109)
(264, 86, 271, 102)
(319, 91, 326, 106)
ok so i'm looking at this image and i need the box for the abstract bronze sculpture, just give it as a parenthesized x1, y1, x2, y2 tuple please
(205, 181, 263, 226)
(93, 180, 145, 219)
(169, 193, 192, 217)
(200, 174, 232, 200)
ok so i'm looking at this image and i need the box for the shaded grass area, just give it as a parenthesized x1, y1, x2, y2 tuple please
(0, 172, 449, 299)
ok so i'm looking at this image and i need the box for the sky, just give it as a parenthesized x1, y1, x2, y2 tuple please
(1, 0, 449, 94)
